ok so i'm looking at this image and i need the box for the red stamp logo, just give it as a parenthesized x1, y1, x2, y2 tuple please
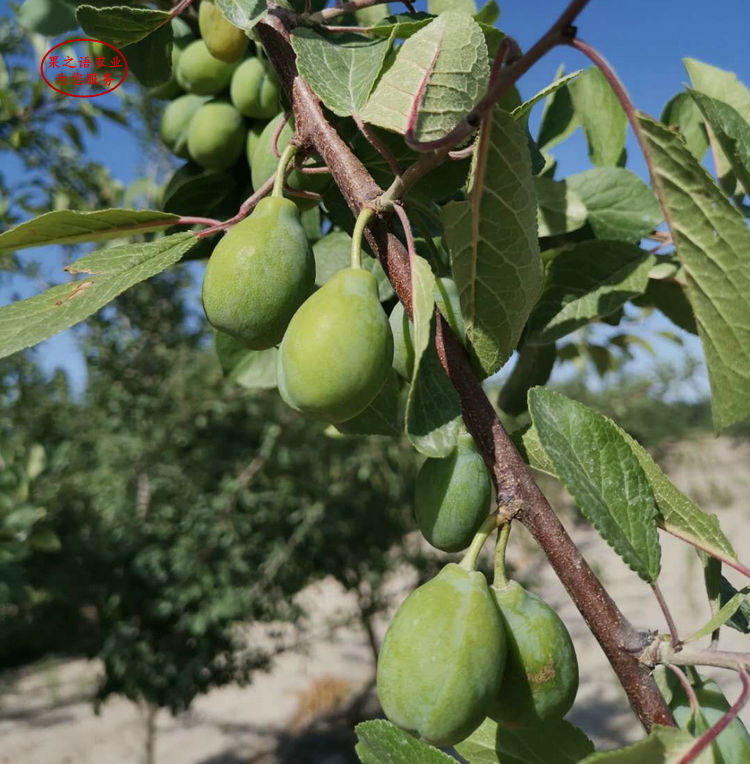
(41, 39, 128, 98)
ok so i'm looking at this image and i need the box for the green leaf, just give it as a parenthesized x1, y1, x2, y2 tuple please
(366, 13, 433, 39)
(442, 109, 543, 376)
(534, 177, 587, 238)
(428, 0, 475, 14)
(405, 256, 461, 456)
(684, 58, 750, 187)
(291, 30, 392, 117)
(526, 241, 653, 345)
(0, 233, 196, 360)
(214, 331, 277, 390)
(580, 726, 709, 763)
(656, 668, 750, 764)
(661, 92, 709, 161)
(637, 113, 750, 431)
(537, 64, 578, 152)
(455, 716, 594, 764)
(473, 0, 499, 25)
(361, 12, 489, 143)
(335, 370, 401, 437)
(216, 0, 267, 31)
(76, 5, 170, 48)
(355, 720, 455, 763)
(122, 23, 173, 87)
(18, 0, 77, 35)
(513, 70, 582, 121)
(566, 168, 663, 241)
(161, 164, 240, 220)
(685, 584, 750, 642)
(689, 89, 750, 197)
(0, 209, 180, 255)
(569, 67, 627, 166)
(28, 527, 61, 552)
(634, 279, 698, 335)
(528, 388, 661, 582)
(720, 576, 750, 633)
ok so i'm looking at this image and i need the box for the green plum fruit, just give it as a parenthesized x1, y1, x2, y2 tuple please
(187, 99, 246, 171)
(376, 563, 507, 747)
(251, 113, 329, 204)
(230, 57, 280, 119)
(277, 268, 393, 422)
(176, 39, 239, 95)
(389, 276, 465, 379)
(150, 18, 193, 99)
(246, 123, 265, 168)
(202, 196, 315, 349)
(159, 94, 207, 158)
(490, 580, 579, 727)
(198, 0, 247, 63)
(414, 430, 492, 552)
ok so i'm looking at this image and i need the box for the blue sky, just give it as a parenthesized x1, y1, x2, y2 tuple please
(1, 0, 748, 396)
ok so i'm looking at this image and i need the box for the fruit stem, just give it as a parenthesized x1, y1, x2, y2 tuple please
(493, 522, 511, 588)
(351, 207, 374, 269)
(272, 144, 297, 198)
(460, 514, 499, 572)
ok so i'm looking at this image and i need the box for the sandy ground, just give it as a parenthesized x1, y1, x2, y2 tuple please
(1, 436, 749, 763)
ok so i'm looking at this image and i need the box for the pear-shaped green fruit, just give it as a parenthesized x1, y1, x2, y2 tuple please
(246, 123, 265, 168)
(176, 39, 239, 95)
(278, 268, 393, 422)
(389, 277, 466, 379)
(251, 113, 330, 205)
(150, 17, 193, 99)
(377, 563, 507, 747)
(230, 57, 280, 119)
(187, 99, 246, 171)
(414, 430, 492, 552)
(202, 197, 315, 349)
(490, 581, 578, 727)
(159, 94, 207, 158)
(199, 0, 247, 63)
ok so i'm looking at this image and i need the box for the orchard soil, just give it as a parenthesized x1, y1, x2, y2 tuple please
(1, 436, 749, 763)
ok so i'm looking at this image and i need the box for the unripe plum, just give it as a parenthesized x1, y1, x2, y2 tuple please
(186, 99, 246, 171)
(159, 93, 207, 158)
(198, 0, 247, 63)
(230, 57, 280, 119)
(176, 39, 239, 95)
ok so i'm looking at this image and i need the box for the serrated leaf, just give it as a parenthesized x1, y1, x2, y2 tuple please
(661, 92, 709, 161)
(291, 29, 392, 117)
(455, 716, 594, 764)
(528, 388, 661, 582)
(637, 113, 750, 431)
(335, 370, 401, 436)
(689, 89, 750, 197)
(215, 331, 277, 389)
(361, 12, 489, 143)
(355, 720, 455, 763)
(569, 67, 626, 166)
(0, 234, 196, 360)
(442, 109, 543, 376)
(566, 168, 663, 241)
(76, 5, 170, 48)
(534, 177, 587, 237)
(0, 209, 180, 255)
(405, 256, 461, 456)
(580, 726, 710, 764)
(513, 70, 582, 121)
(216, 0, 267, 31)
(526, 241, 654, 345)
(685, 584, 750, 642)
(684, 58, 750, 187)
(366, 13, 433, 39)
(537, 64, 578, 152)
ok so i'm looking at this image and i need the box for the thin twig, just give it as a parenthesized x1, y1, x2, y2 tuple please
(448, 144, 475, 160)
(676, 667, 750, 764)
(391, 202, 416, 267)
(311, 0, 412, 23)
(354, 114, 402, 176)
(284, 186, 322, 201)
(178, 215, 222, 227)
(666, 664, 699, 716)
(652, 583, 681, 648)
(169, 0, 196, 19)
(195, 176, 275, 239)
(272, 113, 291, 158)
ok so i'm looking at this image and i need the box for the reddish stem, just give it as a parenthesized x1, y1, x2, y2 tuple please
(284, 186, 322, 201)
(354, 114, 402, 176)
(169, 0, 196, 19)
(178, 216, 221, 227)
(676, 668, 750, 764)
(194, 176, 275, 239)
(392, 202, 416, 269)
(652, 583, 681, 648)
(272, 113, 291, 158)
(667, 664, 699, 716)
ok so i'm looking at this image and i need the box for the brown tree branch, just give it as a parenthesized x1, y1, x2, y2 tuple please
(256, 7, 675, 732)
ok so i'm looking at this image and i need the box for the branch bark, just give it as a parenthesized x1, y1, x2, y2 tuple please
(256, 8, 675, 731)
